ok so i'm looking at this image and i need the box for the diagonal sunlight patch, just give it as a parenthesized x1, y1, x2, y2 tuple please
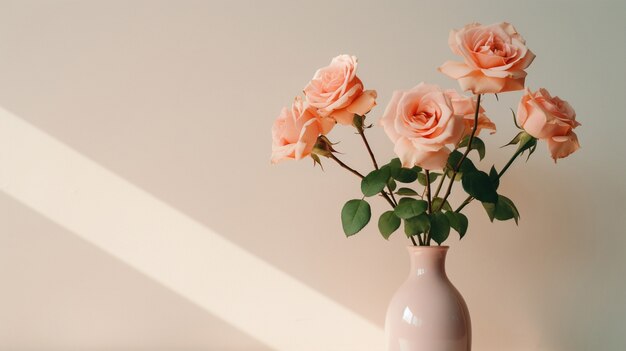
(0, 107, 384, 351)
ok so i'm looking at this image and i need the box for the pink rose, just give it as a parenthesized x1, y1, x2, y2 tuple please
(304, 54, 377, 125)
(439, 22, 535, 94)
(271, 97, 335, 164)
(380, 83, 469, 170)
(516, 88, 581, 161)
(445, 89, 496, 138)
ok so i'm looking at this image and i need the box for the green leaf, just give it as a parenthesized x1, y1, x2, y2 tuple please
(445, 212, 468, 239)
(459, 136, 486, 160)
(417, 172, 442, 186)
(395, 187, 419, 196)
(482, 195, 520, 224)
(447, 150, 477, 174)
(361, 166, 391, 197)
(388, 158, 401, 170)
(404, 214, 430, 236)
(461, 170, 498, 203)
(387, 178, 397, 192)
(394, 198, 428, 219)
(429, 212, 451, 245)
(432, 197, 452, 212)
(378, 211, 401, 239)
(388, 158, 421, 183)
(489, 166, 500, 190)
(341, 199, 371, 236)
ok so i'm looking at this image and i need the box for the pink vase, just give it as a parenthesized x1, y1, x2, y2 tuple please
(385, 246, 471, 351)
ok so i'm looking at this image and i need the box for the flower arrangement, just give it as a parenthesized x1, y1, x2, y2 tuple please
(271, 22, 581, 246)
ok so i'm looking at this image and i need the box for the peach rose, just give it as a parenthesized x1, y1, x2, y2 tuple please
(439, 22, 535, 94)
(380, 83, 468, 170)
(516, 88, 581, 161)
(304, 54, 377, 125)
(271, 97, 335, 164)
(445, 90, 496, 137)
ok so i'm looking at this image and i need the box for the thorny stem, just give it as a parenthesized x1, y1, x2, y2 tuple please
(454, 141, 526, 213)
(433, 169, 446, 199)
(357, 126, 398, 206)
(438, 94, 482, 212)
(424, 170, 433, 246)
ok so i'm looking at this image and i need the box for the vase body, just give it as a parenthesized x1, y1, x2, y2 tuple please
(385, 246, 471, 351)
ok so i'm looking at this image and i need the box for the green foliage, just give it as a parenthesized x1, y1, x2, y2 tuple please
(459, 136, 486, 160)
(417, 172, 442, 186)
(461, 170, 498, 203)
(395, 187, 419, 196)
(482, 195, 520, 224)
(378, 211, 401, 239)
(504, 131, 538, 160)
(404, 214, 430, 237)
(429, 212, 451, 245)
(489, 165, 500, 190)
(361, 166, 391, 197)
(394, 198, 428, 219)
(341, 199, 371, 236)
(388, 158, 419, 183)
(432, 197, 452, 212)
(445, 211, 468, 239)
(447, 150, 477, 174)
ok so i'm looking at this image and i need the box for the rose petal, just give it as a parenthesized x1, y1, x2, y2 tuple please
(548, 131, 580, 162)
(438, 61, 474, 79)
(347, 89, 378, 116)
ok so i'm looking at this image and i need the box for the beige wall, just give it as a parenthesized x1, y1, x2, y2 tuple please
(0, 0, 624, 350)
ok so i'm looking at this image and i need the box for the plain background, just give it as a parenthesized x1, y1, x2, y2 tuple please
(0, 0, 625, 350)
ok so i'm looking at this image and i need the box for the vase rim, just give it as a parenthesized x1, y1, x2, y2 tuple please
(406, 245, 449, 250)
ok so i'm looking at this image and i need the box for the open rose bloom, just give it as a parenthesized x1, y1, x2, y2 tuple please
(439, 22, 535, 94)
(304, 54, 377, 125)
(271, 97, 335, 164)
(380, 83, 493, 170)
(517, 88, 581, 161)
(271, 23, 583, 249)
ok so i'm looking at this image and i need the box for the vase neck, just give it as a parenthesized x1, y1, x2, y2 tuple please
(407, 246, 448, 277)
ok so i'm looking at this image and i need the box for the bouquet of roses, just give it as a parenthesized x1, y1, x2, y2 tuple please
(271, 22, 581, 246)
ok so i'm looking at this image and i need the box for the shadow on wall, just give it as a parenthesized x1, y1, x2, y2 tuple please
(0, 191, 273, 350)
(0, 107, 384, 351)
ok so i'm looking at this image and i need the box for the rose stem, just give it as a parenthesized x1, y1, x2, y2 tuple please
(432, 169, 446, 199)
(437, 94, 482, 212)
(357, 125, 398, 206)
(454, 140, 527, 213)
(329, 153, 418, 246)
(425, 170, 433, 246)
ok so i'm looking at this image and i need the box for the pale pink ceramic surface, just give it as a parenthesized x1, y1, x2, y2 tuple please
(385, 246, 471, 351)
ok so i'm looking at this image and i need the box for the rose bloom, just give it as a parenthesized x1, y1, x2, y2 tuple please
(516, 88, 581, 161)
(271, 96, 335, 164)
(439, 22, 535, 94)
(304, 54, 377, 125)
(380, 83, 484, 170)
(445, 89, 496, 138)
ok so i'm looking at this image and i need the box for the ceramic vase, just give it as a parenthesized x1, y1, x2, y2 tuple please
(385, 246, 471, 351)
